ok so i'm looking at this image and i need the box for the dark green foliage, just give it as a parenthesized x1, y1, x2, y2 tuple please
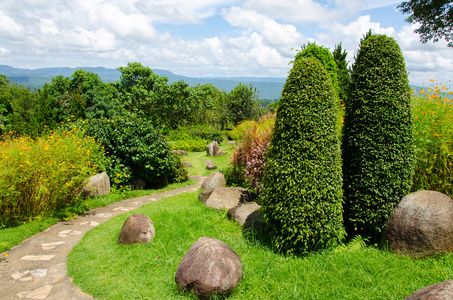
(295, 43, 341, 100)
(398, 0, 453, 47)
(332, 43, 351, 103)
(81, 117, 187, 186)
(342, 34, 414, 241)
(260, 57, 344, 254)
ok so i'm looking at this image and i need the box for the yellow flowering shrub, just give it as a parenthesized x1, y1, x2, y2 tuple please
(0, 128, 106, 227)
(412, 80, 453, 196)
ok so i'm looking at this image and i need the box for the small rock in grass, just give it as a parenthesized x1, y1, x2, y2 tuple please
(117, 214, 155, 245)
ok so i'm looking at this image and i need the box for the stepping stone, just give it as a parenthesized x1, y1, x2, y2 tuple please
(31, 269, 47, 278)
(20, 255, 55, 261)
(58, 230, 82, 237)
(79, 221, 89, 225)
(90, 221, 99, 227)
(41, 242, 65, 250)
(112, 207, 133, 212)
(19, 276, 32, 282)
(17, 284, 53, 299)
(95, 213, 113, 218)
(11, 270, 30, 280)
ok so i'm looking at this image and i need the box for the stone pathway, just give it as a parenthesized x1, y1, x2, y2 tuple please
(0, 177, 205, 300)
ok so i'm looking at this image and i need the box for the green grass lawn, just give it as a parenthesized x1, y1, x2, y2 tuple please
(68, 191, 453, 299)
(0, 180, 197, 253)
(183, 143, 236, 176)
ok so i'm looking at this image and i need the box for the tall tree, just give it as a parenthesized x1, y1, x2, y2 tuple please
(226, 83, 260, 126)
(398, 0, 453, 47)
(332, 43, 351, 103)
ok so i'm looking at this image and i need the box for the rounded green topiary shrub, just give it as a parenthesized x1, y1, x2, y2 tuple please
(342, 34, 414, 241)
(260, 57, 344, 254)
(295, 43, 341, 100)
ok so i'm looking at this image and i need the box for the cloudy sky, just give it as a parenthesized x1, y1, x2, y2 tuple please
(0, 0, 451, 86)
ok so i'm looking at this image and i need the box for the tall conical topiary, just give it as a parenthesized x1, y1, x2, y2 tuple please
(342, 34, 414, 241)
(296, 43, 341, 101)
(260, 57, 344, 254)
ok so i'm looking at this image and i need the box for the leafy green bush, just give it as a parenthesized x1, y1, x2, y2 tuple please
(295, 43, 341, 100)
(0, 128, 106, 227)
(260, 57, 344, 254)
(342, 34, 414, 241)
(411, 80, 453, 197)
(80, 117, 187, 187)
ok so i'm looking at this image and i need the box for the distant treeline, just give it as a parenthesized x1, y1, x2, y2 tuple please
(0, 62, 273, 136)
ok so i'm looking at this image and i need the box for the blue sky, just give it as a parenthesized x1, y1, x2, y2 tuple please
(0, 0, 451, 86)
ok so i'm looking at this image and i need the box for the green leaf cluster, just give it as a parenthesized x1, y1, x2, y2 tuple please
(260, 57, 344, 254)
(295, 43, 341, 100)
(342, 34, 414, 241)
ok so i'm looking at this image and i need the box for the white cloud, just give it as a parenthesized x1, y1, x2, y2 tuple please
(0, 47, 9, 55)
(243, 0, 364, 24)
(315, 16, 453, 86)
(221, 6, 305, 57)
(0, 10, 24, 39)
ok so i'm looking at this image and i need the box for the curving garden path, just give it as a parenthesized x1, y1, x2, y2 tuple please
(0, 177, 205, 300)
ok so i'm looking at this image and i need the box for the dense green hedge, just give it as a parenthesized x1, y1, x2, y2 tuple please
(342, 34, 414, 241)
(260, 57, 344, 254)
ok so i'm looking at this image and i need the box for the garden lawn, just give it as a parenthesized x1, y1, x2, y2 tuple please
(0, 180, 196, 253)
(67, 191, 453, 300)
(183, 143, 236, 176)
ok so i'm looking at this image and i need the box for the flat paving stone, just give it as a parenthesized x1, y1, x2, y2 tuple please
(21, 255, 55, 261)
(17, 284, 53, 299)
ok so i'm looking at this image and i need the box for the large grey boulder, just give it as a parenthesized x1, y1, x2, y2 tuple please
(404, 280, 453, 300)
(206, 141, 224, 157)
(200, 187, 257, 210)
(117, 214, 155, 245)
(201, 172, 226, 189)
(228, 202, 261, 226)
(175, 237, 242, 298)
(386, 190, 453, 257)
(198, 188, 215, 203)
(82, 172, 110, 196)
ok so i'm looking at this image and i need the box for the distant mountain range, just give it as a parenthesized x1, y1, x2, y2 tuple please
(0, 65, 285, 100)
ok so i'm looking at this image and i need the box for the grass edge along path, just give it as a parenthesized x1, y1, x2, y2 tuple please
(68, 191, 453, 300)
(0, 180, 197, 254)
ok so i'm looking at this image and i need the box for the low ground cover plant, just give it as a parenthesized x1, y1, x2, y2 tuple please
(0, 128, 106, 227)
(412, 80, 453, 197)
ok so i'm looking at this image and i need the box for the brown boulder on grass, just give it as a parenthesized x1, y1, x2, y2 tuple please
(175, 237, 243, 298)
(206, 164, 218, 170)
(117, 214, 155, 245)
(385, 190, 453, 257)
(206, 141, 224, 157)
(82, 172, 110, 196)
(404, 280, 453, 300)
(201, 172, 226, 189)
(228, 202, 261, 226)
(200, 187, 257, 210)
